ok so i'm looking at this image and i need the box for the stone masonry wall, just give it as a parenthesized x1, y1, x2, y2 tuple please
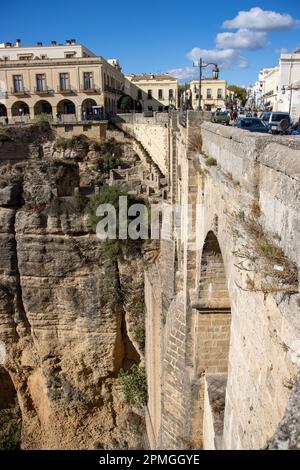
(111, 114, 169, 176)
(143, 117, 300, 450)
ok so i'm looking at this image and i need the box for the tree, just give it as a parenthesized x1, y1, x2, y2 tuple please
(228, 85, 247, 107)
(118, 95, 134, 112)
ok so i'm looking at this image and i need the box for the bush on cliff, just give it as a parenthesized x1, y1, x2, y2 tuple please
(94, 137, 123, 173)
(0, 129, 12, 144)
(55, 134, 89, 151)
(86, 185, 148, 260)
(0, 398, 22, 450)
(118, 365, 147, 408)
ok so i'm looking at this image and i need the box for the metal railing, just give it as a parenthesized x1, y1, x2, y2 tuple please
(79, 85, 101, 93)
(57, 86, 76, 94)
(104, 84, 123, 95)
(34, 86, 54, 94)
(10, 87, 29, 95)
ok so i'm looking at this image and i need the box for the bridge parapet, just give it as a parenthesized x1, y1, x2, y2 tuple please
(199, 122, 300, 265)
(111, 113, 171, 176)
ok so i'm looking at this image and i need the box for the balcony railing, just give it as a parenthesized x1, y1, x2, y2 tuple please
(79, 85, 101, 94)
(104, 84, 123, 95)
(34, 86, 54, 95)
(57, 86, 76, 95)
(11, 87, 29, 96)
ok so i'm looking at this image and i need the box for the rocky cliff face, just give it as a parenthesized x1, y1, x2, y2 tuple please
(0, 130, 151, 449)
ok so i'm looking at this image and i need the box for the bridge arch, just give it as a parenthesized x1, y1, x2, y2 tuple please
(191, 231, 232, 449)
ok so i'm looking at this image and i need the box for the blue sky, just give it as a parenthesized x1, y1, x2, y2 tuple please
(1, 0, 299, 86)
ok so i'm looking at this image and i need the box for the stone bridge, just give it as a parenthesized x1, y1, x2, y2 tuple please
(117, 112, 300, 450)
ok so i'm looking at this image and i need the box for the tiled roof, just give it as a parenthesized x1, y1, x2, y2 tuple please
(128, 74, 177, 82)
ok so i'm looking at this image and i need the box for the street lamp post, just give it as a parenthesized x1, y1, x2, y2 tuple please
(193, 59, 219, 110)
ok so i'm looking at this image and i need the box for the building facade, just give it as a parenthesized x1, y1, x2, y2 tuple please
(247, 68, 273, 110)
(0, 40, 125, 123)
(261, 66, 279, 111)
(277, 50, 300, 120)
(126, 74, 178, 111)
(190, 79, 227, 111)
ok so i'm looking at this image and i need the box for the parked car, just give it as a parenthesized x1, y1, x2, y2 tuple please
(211, 111, 230, 125)
(260, 111, 292, 134)
(235, 117, 269, 133)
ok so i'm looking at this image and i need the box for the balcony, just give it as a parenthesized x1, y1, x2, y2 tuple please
(34, 86, 54, 96)
(79, 85, 101, 94)
(104, 84, 123, 95)
(10, 87, 29, 97)
(57, 86, 76, 95)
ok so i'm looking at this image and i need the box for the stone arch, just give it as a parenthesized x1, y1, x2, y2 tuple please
(57, 99, 76, 116)
(11, 101, 30, 117)
(0, 104, 7, 117)
(190, 231, 232, 450)
(81, 98, 97, 120)
(195, 231, 231, 375)
(198, 231, 231, 314)
(0, 367, 21, 449)
(33, 100, 52, 116)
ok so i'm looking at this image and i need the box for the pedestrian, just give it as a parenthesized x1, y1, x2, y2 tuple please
(83, 110, 87, 122)
(4, 116, 8, 125)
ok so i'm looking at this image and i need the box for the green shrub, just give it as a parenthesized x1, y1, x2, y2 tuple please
(33, 113, 50, 124)
(0, 129, 12, 143)
(86, 185, 147, 260)
(0, 398, 22, 450)
(118, 95, 134, 112)
(205, 157, 217, 166)
(55, 137, 72, 150)
(96, 137, 123, 172)
(118, 365, 147, 408)
(55, 134, 89, 151)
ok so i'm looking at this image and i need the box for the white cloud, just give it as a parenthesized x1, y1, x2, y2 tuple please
(216, 29, 267, 50)
(167, 67, 197, 81)
(223, 7, 299, 32)
(187, 47, 249, 70)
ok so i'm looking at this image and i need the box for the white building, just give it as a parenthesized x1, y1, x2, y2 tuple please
(0, 39, 95, 60)
(248, 68, 273, 109)
(277, 49, 300, 120)
(126, 74, 178, 111)
(262, 66, 279, 111)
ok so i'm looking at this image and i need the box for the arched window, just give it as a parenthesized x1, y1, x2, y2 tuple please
(33, 100, 52, 116)
(11, 101, 30, 117)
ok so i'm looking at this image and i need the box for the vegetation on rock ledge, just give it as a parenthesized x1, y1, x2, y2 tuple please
(0, 398, 22, 450)
(118, 365, 147, 408)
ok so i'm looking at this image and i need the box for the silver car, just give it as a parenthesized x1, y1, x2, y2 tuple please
(260, 112, 292, 134)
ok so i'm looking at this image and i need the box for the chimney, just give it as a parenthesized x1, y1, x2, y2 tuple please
(51, 41, 57, 46)
(66, 39, 72, 45)
(37, 42, 43, 46)
(71, 39, 76, 44)
(15, 39, 21, 47)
